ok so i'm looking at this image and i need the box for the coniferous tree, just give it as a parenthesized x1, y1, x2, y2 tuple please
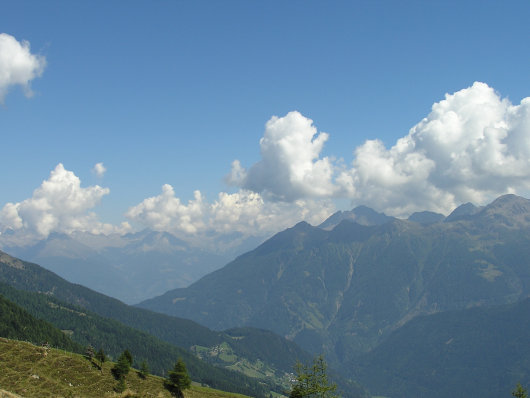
(166, 358, 191, 398)
(115, 376, 127, 393)
(123, 349, 133, 366)
(112, 351, 131, 380)
(139, 360, 149, 379)
(84, 345, 95, 360)
(513, 383, 528, 398)
(95, 348, 106, 368)
(289, 355, 339, 398)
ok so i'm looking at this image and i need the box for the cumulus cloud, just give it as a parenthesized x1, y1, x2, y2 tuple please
(230, 83, 530, 217)
(337, 82, 530, 215)
(126, 185, 206, 235)
(5, 82, 530, 249)
(126, 185, 334, 243)
(92, 162, 107, 178)
(0, 164, 129, 241)
(0, 33, 46, 103)
(229, 111, 336, 201)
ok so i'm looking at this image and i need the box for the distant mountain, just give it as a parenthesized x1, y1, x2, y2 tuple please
(138, 194, 530, 372)
(352, 298, 530, 398)
(319, 205, 395, 230)
(408, 210, 445, 225)
(1, 229, 232, 303)
(444, 201, 481, 222)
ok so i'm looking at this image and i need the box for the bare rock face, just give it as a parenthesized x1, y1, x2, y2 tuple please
(0, 251, 24, 270)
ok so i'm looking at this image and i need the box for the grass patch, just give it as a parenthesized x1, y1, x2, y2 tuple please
(0, 338, 250, 398)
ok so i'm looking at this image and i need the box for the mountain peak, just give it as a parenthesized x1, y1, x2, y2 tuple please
(319, 206, 394, 230)
(484, 194, 530, 213)
(476, 194, 530, 227)
(445, 202, 480, 222)
(0, 250, 25, 270)
(408, 211, 445, 225)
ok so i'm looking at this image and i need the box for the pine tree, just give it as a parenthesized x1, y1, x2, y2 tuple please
(166, 358, 191, 398)
(112, 351, 131, 380)
(289, 355, 339, 398)
(513, 383, 528, 398)
(139, 360, 149, 379)
(95, 348, 106, 368)
(123, 349, 133, 366)
(84, 345, 95, 360)
(115, 376, 127, 393)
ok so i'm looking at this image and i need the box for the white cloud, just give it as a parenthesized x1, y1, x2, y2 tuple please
(92, 162, 107, 178)
(335, 82, 530, 215)
(5, 82, 530, 250)
(229, 83, 530, 217)
(0, 164, 129, 241)
(209, 190, 334, 236)
(126, 185, 334, 244)
(125, 185, 206, 234)
(230, 111, 336, 201)
(0, 33, 46, 103)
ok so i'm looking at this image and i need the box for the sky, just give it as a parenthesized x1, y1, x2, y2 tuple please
(1, 1, 530, 247)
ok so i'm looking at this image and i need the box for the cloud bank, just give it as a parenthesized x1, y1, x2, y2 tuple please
(2, 82, 530, 248)
(338, 82, 530, 215)
(126, 185, 334, 245)
(0, 164, 129, 242)
(0, 33, 46, 103)
(230, 82, 530, 216)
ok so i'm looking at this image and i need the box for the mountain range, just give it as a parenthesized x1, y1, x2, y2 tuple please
(138, 194, 530, 386)
(0, 229, 260, 304)
(3, 194, 530, 397)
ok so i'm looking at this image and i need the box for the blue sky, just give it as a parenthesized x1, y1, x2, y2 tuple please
(1, 1, 530, 246)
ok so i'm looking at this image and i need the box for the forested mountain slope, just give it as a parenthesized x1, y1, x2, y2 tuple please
(139, 194, 530, 368)
(351, 298, 530, 398)
(0, 293, 82, 353)
(0, 250, 347, 397)
(0, 282, 273, 396)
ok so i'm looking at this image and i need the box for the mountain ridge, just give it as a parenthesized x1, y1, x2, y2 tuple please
(138, 194, 530, 370)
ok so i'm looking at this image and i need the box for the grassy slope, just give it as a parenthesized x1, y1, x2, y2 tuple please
(0, 337, 250, 398)
(0, 283, 269, 397)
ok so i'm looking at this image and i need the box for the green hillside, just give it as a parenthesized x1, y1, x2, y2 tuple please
(0, 283, 271, 397)
(0, 337, 250, 398)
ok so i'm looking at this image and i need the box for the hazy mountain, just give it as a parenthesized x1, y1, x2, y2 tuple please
(138, 194, 530, 370)
(408, 210, 445, 225)
(444, 201, 481, 222)
(1, 229, 233, 304)
(318, 205, 395, 230)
